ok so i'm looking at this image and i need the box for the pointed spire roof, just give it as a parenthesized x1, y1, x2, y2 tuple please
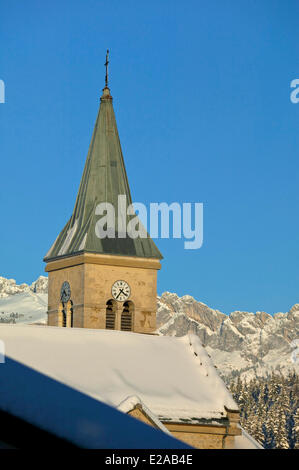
(44, 81, 162, 262)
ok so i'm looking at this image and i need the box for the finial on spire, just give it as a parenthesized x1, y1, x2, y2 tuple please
(101, 49, 112, 100)
(104, 49, 109, 88)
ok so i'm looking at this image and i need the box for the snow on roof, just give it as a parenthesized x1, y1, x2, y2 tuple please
(0, 356, 188, 448)
(0, 325, 238, 422)
(234, 427, 263, 449)
(58, 218, 78, 256)
(117, 395, 171, 434)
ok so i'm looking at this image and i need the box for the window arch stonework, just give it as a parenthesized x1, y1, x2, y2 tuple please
(58, 300, 73, 327)
(106, 299, 117, 330)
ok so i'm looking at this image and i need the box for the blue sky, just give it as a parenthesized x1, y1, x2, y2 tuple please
(0, 0, 298, 314)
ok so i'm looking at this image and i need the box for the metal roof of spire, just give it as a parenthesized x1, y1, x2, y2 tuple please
(44, 54, 162, 262)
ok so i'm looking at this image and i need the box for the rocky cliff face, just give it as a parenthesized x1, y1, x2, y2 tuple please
(30, 276, 49, 294)
(157, 292, 299, 379)
(0, 276, 48, 298)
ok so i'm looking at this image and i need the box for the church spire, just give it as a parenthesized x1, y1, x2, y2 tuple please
(44, 62, 162, 262)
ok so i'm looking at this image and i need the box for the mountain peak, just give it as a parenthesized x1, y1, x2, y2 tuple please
(0, 275, 48, 298)
(157, 291, 299, 380)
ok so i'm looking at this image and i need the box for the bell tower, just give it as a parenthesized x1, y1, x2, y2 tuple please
(44, 52, 162, 334)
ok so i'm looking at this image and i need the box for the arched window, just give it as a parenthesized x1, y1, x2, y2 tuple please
(106, 299, 116, 330)
(62, 306, 67, 327)
(121, 301, 134, 332)
(59, 301, 73, 328)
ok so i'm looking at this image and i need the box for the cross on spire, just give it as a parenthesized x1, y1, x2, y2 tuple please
(104, 49, 109, 88)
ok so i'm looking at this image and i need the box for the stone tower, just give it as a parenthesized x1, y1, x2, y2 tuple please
(44, 70, 162, 333)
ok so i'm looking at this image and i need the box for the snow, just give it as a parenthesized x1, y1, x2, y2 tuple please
(157, 292, 299, 380)
(30, 276, 48, 294)
(0, 276, 48, 325)
(234, 427, 263, 449)
(1, 275, 297, 380)
(117, 395, 171, 434)
(58, 219, 78, 256)
(0, 277, 29, 299)
(0, 276, 48, 299)
(0, 325, 238, 422)
(79, 232, 88, 251)
(206, 347, 249, 376)
(0, 354, 188, 448)
(0, 292, 47, 324)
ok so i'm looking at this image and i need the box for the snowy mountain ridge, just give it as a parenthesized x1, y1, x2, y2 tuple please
(0, 276, 48, 325)
(0, 275, 48, 298)
(157, 292, 299, 380)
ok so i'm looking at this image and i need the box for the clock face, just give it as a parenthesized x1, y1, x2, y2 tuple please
(61, 281, 71, 303)
(111, 280, 131, 302)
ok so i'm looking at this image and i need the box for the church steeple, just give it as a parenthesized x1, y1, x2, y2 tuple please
(45, 54, 162, 333)
(44, 56, 162, 262)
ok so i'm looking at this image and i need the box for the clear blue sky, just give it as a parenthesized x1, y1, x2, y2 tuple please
(0, 0, 298, 314)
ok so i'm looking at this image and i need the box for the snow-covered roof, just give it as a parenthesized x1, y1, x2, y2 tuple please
(234, 427, 263, 449)
(0, 325, 238, 422)
(0, 352, 188, 448)
(117, 395, 171, 434)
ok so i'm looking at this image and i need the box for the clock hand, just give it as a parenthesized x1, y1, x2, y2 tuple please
(116, 288, 127, 299)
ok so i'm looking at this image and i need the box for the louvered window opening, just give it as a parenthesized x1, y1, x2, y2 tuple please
(106, 310, 115, 329)
(121, 312, 132, 331)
